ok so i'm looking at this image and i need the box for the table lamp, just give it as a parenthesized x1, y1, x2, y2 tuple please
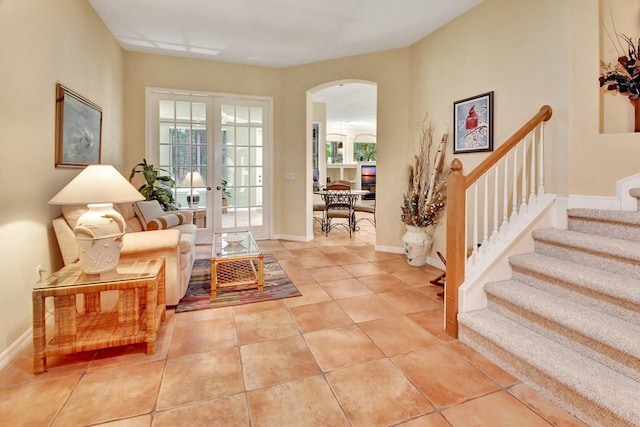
(183, 171, 205, 208)
(49, 164, 145, 274)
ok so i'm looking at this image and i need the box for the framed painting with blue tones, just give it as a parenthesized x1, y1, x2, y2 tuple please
(55, 83, 102, 168)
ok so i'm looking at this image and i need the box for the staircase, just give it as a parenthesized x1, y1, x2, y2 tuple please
(458, 208, 640, 427)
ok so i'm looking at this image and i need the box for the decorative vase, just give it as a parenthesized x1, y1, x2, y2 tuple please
(73, 203, 126, 274)
(402, 225, 434, 267)
(186, 192, 200, 208)
(631, 98, 640, 132)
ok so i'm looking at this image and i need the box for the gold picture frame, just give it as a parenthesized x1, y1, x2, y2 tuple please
(55, 83, 102, 168)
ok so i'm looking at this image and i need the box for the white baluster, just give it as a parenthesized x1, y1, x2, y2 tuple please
(538, 122, 545, 198)
(510, 146, 519, 226)
(529, 128, 537, 208)
(519, 137, 528, 217)
(481, 174, 489, 254)
(501, 156, 510, 235)
(472, 182, 479, 265)
(490, 166, 500, 244)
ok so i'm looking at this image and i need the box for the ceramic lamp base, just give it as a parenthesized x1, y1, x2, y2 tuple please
(73, 203, 126, 274)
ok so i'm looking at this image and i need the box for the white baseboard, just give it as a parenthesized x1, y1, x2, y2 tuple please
(616, 173, 640, 211)
(0, 313, 54, 372)
(567, 194, 621, 210)
(271, 233, 312, 242)
(374, 244, 403, 254)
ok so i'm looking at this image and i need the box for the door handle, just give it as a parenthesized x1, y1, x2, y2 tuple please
(216, 186, 221, 190)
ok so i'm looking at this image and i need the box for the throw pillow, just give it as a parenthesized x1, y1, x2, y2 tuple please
(146, 212, 189, 230)
(134, 200, 166, 230)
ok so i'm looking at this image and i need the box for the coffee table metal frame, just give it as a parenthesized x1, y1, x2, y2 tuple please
(211, 231, 264, 298)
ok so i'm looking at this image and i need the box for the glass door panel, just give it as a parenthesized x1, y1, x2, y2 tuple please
(155, 96, 212, 239)
(149, 89, 271, 241)
(215, 100, 268, 238)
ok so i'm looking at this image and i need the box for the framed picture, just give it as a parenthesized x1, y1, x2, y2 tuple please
(55, 83, 102, 168)
(453, 91, 493, 154)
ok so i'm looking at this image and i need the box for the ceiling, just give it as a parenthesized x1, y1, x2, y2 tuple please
(89, 0, 483, 131)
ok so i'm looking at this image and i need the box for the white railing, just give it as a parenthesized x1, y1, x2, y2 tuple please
(445, 106, 553, 337)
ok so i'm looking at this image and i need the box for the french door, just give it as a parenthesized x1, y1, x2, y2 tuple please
(146, 89, 271, 241)
(213, 98, 270, 238)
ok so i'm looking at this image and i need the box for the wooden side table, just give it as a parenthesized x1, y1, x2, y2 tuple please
(32, 258, 166, 373)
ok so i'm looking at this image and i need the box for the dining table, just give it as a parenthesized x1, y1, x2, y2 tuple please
(314, 189, 370, 232)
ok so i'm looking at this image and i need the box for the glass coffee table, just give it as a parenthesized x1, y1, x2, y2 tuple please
(211, 231, 264, 298)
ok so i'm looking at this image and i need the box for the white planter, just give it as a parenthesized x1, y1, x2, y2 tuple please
(402, 225, 433, 267)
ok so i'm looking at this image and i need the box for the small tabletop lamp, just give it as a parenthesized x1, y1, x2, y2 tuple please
(49, 164, 145, 274)
(183, 171, 205, 208)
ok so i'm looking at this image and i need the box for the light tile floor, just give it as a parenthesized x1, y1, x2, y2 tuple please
(0, 218, 588, 426)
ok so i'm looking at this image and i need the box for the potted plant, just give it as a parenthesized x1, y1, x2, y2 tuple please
(221, 179, 231, 214)
(129, 159, 178, 211)
(400, 115, 449, 267)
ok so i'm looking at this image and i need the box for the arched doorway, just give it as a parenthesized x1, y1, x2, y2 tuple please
(307, 80, 377, 239)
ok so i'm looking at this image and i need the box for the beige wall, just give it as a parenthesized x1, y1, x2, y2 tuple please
(599, 0, 640, 133)
(122, 53, 283, 232)
(2, 0, 638, 357)
(408, 0, 572, 256)
(124, 49, 410, 246)
(0, 0, 124, 353)
(283, 49, 411, 246)
(569, 0, 640, 194)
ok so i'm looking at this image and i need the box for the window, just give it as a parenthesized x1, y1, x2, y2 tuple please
(353, 142, 376, 162)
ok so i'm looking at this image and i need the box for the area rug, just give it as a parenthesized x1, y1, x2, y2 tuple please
(175, 253, 301, 312)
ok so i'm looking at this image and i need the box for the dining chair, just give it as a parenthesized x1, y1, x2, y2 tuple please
(354, 198, 376, 228)
(313, 202, 327, 230)
(324, 182, 354, 236)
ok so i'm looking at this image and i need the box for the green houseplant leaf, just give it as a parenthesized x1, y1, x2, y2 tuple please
(129, 159, 178, 211)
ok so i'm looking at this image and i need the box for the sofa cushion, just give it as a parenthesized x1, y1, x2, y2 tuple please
(134, 200, 166, 230)
(115, 203, 143, 232)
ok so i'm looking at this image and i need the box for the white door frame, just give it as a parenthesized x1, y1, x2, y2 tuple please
(145, 87, 273, 241)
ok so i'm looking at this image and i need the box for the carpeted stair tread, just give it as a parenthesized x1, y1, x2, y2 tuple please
(509, 253, 640, 308)
(484, 280, 640, 370)
(459, 309, 640, 425)
(532, 228, 640, 262)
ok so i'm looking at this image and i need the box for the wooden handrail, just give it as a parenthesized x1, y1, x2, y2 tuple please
(465, 105, 552, 188)
(444, 105, 553, 338)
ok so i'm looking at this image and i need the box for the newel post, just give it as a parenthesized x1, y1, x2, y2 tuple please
(445, 158, 465, 337)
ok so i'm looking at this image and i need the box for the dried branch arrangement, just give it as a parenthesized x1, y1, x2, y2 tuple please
(401, 115, 449, 227)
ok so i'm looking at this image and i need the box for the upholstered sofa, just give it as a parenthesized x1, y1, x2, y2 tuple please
(52, 201, 197, 305)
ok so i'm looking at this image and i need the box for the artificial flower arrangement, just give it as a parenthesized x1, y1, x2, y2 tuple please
(599, 31, 640, 101)
(401, 115, 450, 228)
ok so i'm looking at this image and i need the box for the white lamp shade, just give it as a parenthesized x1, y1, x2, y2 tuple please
(49, 164, 144, 205)
(182, 171, 206, 187)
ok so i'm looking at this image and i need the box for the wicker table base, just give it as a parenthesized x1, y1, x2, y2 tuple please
(211, 232, 264, 298)
(32, 258, 166, 373)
